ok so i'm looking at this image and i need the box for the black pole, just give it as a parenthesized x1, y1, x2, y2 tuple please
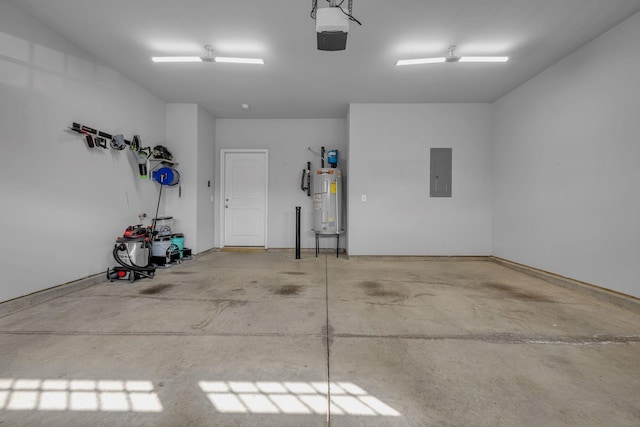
(295, 206, 301, 259)
(151, 184, 164, 242)
(306, 162, 311, 197)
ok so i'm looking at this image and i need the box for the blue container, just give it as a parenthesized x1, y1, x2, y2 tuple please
(327, 149, 339, 167)
(171, 233, 185, 258)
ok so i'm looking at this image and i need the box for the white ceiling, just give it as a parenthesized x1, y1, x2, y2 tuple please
(12, 0, 640, 118)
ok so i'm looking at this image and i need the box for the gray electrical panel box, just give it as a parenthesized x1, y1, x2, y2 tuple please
(430, 148, 452, 197)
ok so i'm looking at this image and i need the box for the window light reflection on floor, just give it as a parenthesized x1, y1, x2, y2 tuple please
(0, 379, 162, 412)
(0, 378, 400, 417)
(198, 381, 400, 417)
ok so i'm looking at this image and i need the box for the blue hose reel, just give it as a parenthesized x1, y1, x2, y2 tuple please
(152, 167, 180, 186)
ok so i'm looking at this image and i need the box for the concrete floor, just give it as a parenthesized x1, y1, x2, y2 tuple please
(1, 251, 639, 426)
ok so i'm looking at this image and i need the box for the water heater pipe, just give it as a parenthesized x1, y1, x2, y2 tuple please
(307, 147, 324, 162)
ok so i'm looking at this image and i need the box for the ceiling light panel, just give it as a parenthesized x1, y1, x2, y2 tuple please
(459, 56, 509, 63)
(396, 57, 445, 66)
(151, 45, 264, 65)
(396, 45, 509, 66)
(214, 57, 265, 65)
(151, 56, 203, 63)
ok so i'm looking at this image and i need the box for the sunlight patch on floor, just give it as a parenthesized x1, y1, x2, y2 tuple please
(0, 379, 162, 412)
(0, 378, 399, 417)
(198, 380, 400, 417)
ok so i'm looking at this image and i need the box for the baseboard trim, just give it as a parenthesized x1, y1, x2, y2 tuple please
(492, 257, 640, 313)
(0, 251, 213, 317)
(0, 273, 105, 318)
(221, 247, 267, 253)
(345, 255, 492, 262)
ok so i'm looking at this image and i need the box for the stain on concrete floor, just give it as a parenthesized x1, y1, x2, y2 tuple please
(139, 284, 174, 295)
(360, 281, 404, 298)
(483, 282, 555, 303)
(271, 285, 303, 296)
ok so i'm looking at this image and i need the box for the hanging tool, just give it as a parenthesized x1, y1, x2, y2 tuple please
(111, 134, 126, 150)
(127, 135, 153, 179)
(301, 161, 311, 196)
(130, 135, 141, 151)
(68, 123, 98, 148)
(136, 147, 151, 179)
(68, 122, 133, 151)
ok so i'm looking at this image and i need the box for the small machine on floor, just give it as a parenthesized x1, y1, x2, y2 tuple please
(107, 225, 156, 282)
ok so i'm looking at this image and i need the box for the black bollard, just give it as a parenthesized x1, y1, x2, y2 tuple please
(295, 206, 301, 259)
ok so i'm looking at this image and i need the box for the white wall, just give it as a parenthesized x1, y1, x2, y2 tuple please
(196, 105, 216, 253)
(348, 104, 493, 256)
(493, 12, 640, 298)
(0, 1, 166, 302)
(215, 119, 348, 249)
(165, 104, 198, 251)
(165, 104, 216, 254)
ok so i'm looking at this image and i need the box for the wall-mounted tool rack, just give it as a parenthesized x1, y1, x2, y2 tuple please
(67, 121, 178, 181)
(66, 121, 132, 150)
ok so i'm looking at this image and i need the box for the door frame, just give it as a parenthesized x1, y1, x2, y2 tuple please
(219, 149, 269, 249)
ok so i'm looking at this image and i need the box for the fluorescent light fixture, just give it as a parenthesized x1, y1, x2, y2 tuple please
(459, 56, 509, 63)
(214, 57, 264, 65)
(151, 45, 265, 65)
(396, 57, 445, 66)
(151, 56, 202, 63)
(396, 45, 509, 66)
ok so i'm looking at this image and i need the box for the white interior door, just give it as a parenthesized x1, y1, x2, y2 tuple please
(222, 150, 268, 247)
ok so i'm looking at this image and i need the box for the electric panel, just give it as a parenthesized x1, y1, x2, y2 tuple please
(430, 148, 452, 197)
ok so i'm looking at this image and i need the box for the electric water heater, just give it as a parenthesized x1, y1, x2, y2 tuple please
(312, 168, 342, 234)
